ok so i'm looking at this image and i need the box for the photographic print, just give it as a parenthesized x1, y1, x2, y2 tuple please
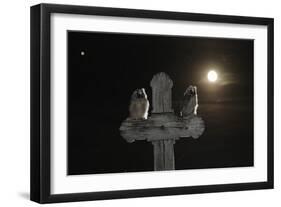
(31, 4, 273, 203)
(67, 31, 254, 175)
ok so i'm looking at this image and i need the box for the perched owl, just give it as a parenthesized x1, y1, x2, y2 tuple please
(129, 88, 149, 120)
(180, 85, 198, 117)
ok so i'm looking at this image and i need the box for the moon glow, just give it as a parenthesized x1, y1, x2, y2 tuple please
(207, 70, 218, 82)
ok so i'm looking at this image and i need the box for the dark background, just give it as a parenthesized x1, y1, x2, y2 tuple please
(67, 31, 254, 175)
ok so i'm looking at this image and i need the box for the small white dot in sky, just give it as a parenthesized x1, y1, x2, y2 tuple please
(81, 51, 85, 56)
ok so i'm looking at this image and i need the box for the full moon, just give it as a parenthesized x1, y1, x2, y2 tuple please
(207, 70, 218, 82)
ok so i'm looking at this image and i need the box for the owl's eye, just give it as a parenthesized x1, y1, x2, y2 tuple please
(189, 89, 195, 95)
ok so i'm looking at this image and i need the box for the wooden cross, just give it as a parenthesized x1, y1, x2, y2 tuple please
(120, 72, 205, 171)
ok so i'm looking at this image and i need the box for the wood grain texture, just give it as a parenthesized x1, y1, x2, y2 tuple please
(150, 72, 174, 113)
(120, 113, 205, 143)
(152, 140, 176, 170)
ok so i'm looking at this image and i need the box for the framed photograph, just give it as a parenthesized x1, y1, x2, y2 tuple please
(30, 3, 274, 203)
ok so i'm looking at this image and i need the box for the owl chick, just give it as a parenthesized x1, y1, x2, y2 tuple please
(180, 85, 198, 117)
(129, 88, 149, 120)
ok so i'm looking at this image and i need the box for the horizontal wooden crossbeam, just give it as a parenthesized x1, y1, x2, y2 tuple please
(120, 113, 205, 143)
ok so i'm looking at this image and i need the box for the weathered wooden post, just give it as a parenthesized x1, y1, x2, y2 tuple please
(151, 73, 174, 113)
(150, 73, 175, 170)
(120, 72, 205, 171)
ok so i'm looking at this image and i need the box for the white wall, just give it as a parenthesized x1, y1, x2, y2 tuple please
(0, 0, 279, 206)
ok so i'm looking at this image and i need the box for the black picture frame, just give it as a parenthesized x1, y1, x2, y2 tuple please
(30, 3, 274, 204)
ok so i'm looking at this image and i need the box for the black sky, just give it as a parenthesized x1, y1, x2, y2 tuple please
(67, 31, 254, 175)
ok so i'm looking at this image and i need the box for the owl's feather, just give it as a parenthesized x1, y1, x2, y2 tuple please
(129, 88, 149, 120)
(180, 86, 198, 117)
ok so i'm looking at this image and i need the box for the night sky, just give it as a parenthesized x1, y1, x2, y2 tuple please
(67, 31, 254, 175)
